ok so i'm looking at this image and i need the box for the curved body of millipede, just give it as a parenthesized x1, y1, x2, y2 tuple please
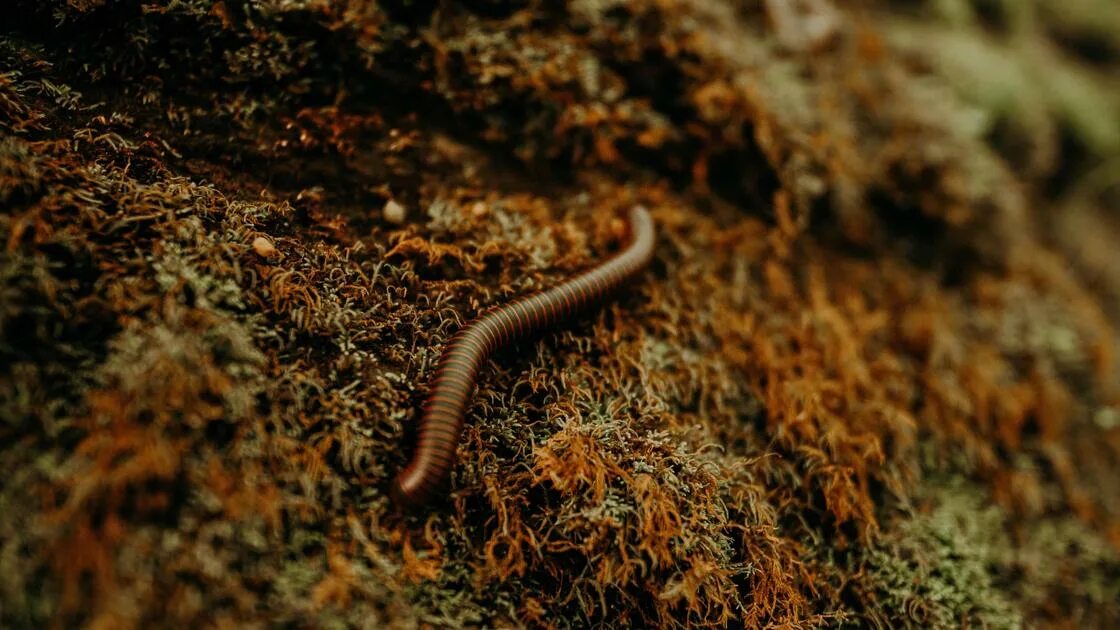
(391, 205, 656, 508)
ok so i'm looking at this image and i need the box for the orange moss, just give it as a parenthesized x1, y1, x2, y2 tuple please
(2, 0, 1119, 627)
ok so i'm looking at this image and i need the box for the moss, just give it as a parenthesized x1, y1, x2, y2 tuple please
(852, 477, 1120, 628)
(856, 479, 1024, 629)
(1, 0, 1119, 627)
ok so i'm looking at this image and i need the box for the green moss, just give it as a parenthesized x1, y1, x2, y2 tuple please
(858, 479, 1024, 629)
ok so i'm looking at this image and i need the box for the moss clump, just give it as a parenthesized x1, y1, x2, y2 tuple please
(851, 476, 1120, 628)
(2, 0, 1119, 627)
(855, 479, 1024, 629)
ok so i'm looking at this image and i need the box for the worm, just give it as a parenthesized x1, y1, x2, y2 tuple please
(391, 205, 656, 508)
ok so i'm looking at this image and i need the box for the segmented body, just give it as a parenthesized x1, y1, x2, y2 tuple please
(391, 205, 656, 508)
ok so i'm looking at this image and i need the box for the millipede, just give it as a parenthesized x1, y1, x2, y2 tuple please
(391, 205, 657, 508)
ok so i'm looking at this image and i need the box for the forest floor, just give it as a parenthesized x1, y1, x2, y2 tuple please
(2, 0, 1120, 627)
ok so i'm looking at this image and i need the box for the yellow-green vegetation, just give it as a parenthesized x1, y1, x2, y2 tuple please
(1, 0, 1118, 627)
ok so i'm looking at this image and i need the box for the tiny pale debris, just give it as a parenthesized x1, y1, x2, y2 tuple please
(765, 0, 841, 53)
(1095, 407, 1120, 430)
(296, 186, 324, 204)
(252, 236, 278, 258)
(470, 201, 488, 218)
(383, 199, 407, 224)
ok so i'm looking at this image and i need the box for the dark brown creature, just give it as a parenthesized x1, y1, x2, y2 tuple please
(391, 205, 657, 508)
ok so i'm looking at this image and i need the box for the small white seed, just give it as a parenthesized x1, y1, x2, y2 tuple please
(383, 199, 406, 224)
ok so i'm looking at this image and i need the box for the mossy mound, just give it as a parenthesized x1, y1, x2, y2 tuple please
(2, 0, 1118, 627)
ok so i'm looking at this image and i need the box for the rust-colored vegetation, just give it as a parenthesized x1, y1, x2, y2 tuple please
(1, 0, 1119, 627)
